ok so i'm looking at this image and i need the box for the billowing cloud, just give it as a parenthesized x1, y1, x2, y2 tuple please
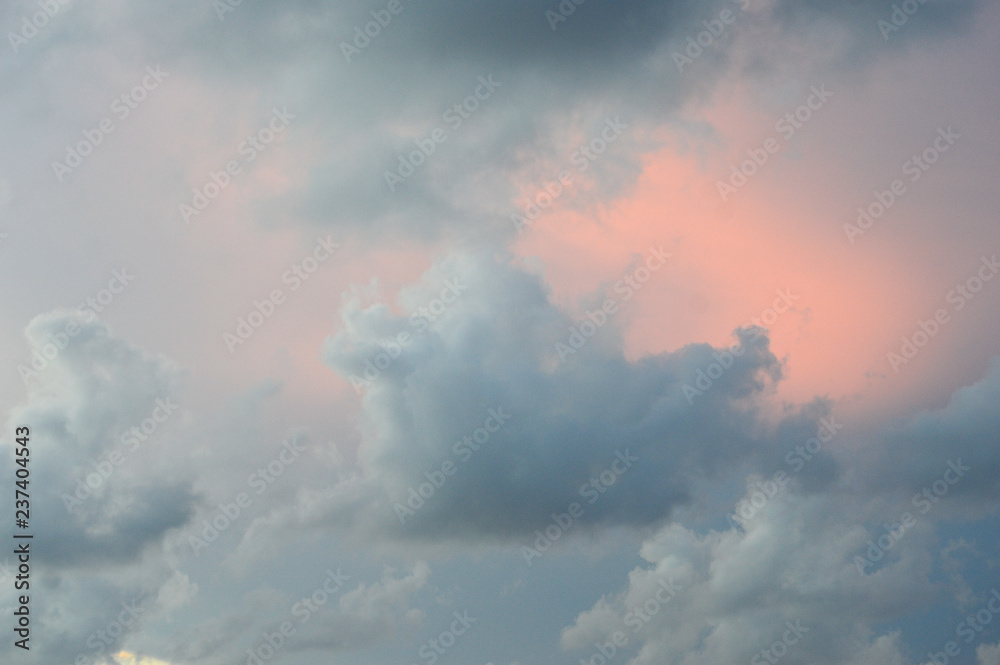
(560, 487, 930, 665)
(0, 0, 997, 663)
(164, 562, 429, 664)
(227, 249, 834, 545)
(562, 354, 1000, 665)
(0, 311, 200, 664)
(1, 310, 195, 566)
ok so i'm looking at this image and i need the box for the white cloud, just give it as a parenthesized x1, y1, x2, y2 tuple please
(978, 640, 1000, 665)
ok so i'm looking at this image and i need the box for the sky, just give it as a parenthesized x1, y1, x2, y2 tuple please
(1, 1, 999, 664)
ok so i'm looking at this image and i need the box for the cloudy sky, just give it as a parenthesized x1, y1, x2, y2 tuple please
(1, 1, 999, 664)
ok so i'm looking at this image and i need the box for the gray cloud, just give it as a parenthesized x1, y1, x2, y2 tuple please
(0, 311, 197, 663)
(854, 357, 1000, 515)
(3, 310, 195, 567)
(561, 485, 934, 665)
(0, 0, 984, 248)
(562, 350, 1000, 665)
(234, 249, 834, 544)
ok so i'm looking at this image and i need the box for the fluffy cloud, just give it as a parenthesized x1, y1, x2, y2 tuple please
(979, 641, 1000, 665)
(562, 354, 1000, 665)
(165, 562, 429, 664)
(287, 561, 430, 652)
(0, 311, 199, 664)
(559, 487, 929, 665)
(0, 1, 995, 664)
(111, 653, 174, 665)
(225, 249, 832, 546)
(2, 310, 195, 566)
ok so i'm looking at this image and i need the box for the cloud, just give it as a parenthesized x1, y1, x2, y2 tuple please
(216, 249, 835, 547)
(166, 562, 430, 663)
(561, 353, 1000, 665)
(2, 0, 984, 247)
(979, 641, 1000, 665)
(163, 601, 262, 664)
(0, 311, 201, 665)
(112, 652, 174, 665)
(854, 357, 1000, 515)
(289, 561, 430, 652)
(560, 487, 931, 665)
(155, 571, 199, 613)
(0, 2, 995, 663)
(1, 310, 196, 567)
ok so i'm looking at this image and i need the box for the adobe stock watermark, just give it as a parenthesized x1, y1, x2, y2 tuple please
(409, 611, 477, 665)
(511, 116, 629, 234)
(394, 407, 511, 524)
(180, 107, 294, 224)
(224, 236, 339, 353)
(383, 75, 502, 191)
(341, 0, 416, 62)
(61, 397, 180, 513)
(214, 0, 244, 21)
(521, 450, 639, 566)
(750, 621, 809, 665)
(7, 0, 72, 54)
(887, 254, 998, 373)
(17, 268, 135, 384)
(854, 458, 969, 575)
(924, 587, 1000, 665)
(683, 288, 799, 403)
(65, 598, 146, 665)
(672, 0, 749, 72)
(577, 577, 682, 665)
(545, 0, 588, 31)
(844, 127, 959, 243)
(243, 566, 352, 665)
(188, 434, 307, 556)
(727, 416, 843, 529)
(349, 277, 468, 393)
(554, 246, 670, 363)
(717, 85, 833, 201)
(51, 66, 169, 182)
(877, 0, 930, 40)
